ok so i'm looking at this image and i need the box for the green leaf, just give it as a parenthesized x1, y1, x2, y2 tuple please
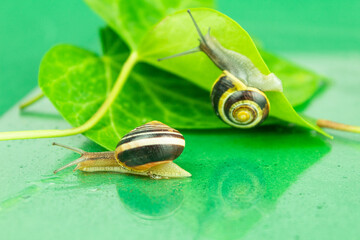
(39, 28, 226, 150)
(138, 8, 331, 137)
(35, 6, 332, 148)
(84, 0, 213, 51)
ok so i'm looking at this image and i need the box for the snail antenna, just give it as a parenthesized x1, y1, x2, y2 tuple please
(52, 142, 85, 154)
(157, 47, 200, 61)
(187, 9, 206, 43)
(157, 10, 206, 62)
(53, 157, 87, 174)
(52, 142, 87, 174)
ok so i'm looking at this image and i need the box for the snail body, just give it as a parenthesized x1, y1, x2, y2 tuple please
(53, 121, 190, 179)
(158, 10, 282, 128)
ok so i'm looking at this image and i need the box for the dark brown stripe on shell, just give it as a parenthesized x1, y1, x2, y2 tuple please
(117, 144, 184, 167)
(117, 122, 181, 147)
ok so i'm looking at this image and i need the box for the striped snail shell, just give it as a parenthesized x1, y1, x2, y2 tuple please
(211, 71, 270, 128)
(115, 121, 185, 171)
(53, 121, 189, 179)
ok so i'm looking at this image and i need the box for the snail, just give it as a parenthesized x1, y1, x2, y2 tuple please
(158, 10, 283, 128)
(53, 121, 191, 179)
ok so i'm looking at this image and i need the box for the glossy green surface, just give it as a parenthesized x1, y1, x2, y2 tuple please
(1, 0, 360, 239)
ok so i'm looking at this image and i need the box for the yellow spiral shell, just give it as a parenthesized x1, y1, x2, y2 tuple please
(211, 71, 270, 128)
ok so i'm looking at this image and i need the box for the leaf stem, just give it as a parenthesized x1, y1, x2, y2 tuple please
(317, 119, 360, 134)
(19, 92, 45, 109)
(0, 52, 139, 141)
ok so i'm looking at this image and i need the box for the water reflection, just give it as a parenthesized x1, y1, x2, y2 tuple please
(117, 178, 190, 220)
(114, 126, 331, 239)
(193, 158, 269, 239)
(211, 162, 265, 216)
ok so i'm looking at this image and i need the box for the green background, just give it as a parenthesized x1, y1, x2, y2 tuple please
(1, 0, 359, 114)
(0, 0, 359, 239)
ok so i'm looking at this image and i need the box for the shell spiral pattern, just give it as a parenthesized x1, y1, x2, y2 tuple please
(115, 121, 185, 171)
(211, 72, 270, 128)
